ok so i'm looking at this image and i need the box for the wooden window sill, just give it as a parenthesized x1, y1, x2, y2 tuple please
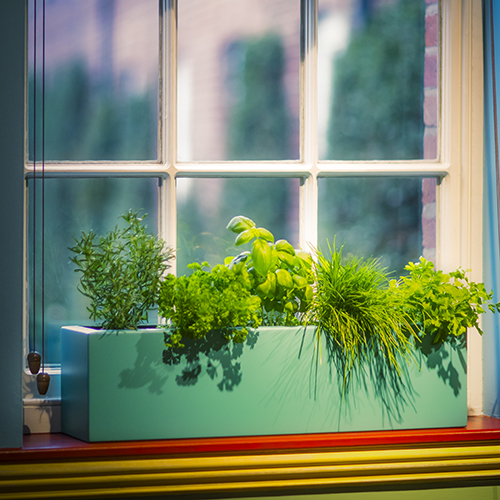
(2, 416, 500, 499)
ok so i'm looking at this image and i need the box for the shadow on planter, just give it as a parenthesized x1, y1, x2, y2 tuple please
(297, 329, 418, 429)
(414, 333, 466, 397)
(161, 329, 260, 391)
(293, 329, 466, 429)
(117, 332, 170, 396)
(61, 325, 467, 441)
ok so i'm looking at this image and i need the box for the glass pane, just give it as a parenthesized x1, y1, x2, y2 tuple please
(178, 1, 300, 161)
(318, 0, 438, 160)
(177, 178, 300, 273)
(318, 177, 437, 277)
(27, 177, 159, 367)
(28, 0, 159, 161)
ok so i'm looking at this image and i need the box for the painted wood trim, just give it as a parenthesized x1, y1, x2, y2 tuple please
(2, 442, 500, 499)
(4, 416, 500, 462)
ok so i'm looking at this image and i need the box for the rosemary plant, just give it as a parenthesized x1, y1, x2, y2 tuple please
(69, 210, 174, 330)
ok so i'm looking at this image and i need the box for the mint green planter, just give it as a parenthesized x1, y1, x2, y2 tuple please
(61, 325, 467, 442)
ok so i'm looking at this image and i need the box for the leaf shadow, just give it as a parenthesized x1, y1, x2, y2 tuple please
(414, 332, 466, 397)
(162, 329, 260, 392)
(310, 328, 417, 427)
(118, 332, 169, 396)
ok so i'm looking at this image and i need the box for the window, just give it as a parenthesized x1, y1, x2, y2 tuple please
(24, 0, 484, 422)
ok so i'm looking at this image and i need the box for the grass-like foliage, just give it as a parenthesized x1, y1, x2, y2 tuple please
(69, 210, 174, 330)
(307, 243, 413, 388)
(159, 262, 262, 348)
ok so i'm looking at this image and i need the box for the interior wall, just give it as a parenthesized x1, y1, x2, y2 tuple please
(0, 0, 25, 449)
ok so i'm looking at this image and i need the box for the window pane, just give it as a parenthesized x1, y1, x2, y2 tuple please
(27, 177, 159, 367)
(178, 1, 300, 161)
(318, 0, 438, 160)
(177, 178, 300, 272)
(318, 177, 436, 277)
(28, 0, 159, 161)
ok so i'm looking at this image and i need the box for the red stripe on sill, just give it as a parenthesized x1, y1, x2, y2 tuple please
(2, 416, 500, 462)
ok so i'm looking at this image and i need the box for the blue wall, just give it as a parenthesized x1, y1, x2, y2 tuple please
(483, 0, 500, 418)
(0, 0, 25, 449)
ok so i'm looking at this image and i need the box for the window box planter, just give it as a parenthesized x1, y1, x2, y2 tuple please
(61, 325, 466, 442)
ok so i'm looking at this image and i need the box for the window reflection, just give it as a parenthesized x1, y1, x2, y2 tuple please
(177, 177, 300, 272)
(177, 0, 300, 161)
(28, 0, 159, 161)
(318, 177, 436, 276)
(27, 177, 159, 366)
(318, 0, 437, 160)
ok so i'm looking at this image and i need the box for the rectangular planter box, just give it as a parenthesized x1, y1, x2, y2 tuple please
(61, 325, 467, 442)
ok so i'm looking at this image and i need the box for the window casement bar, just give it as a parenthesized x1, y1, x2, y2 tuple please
(160, 0, 176, 248)
(23, 162, 450, 178)
(300, 0, 318, 250)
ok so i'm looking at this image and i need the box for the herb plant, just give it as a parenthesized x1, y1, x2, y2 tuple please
(398, 257, 500, 345)
(306, 243, 413, 383)
(69, 210, 174, 330)
(225, 215, 314, 325)
(159, 262, 262, 348)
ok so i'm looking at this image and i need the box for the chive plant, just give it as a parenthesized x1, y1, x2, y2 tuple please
(307, 243, 414, 390)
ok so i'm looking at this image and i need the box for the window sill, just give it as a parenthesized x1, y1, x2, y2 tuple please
(4, 415, 500, 460)
(2, 417, 500, 499)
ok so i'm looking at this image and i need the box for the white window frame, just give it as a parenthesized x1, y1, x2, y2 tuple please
(23, 0, 485, 429)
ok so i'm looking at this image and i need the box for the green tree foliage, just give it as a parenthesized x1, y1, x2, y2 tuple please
(327, 0, 425, 160)
(319, 177, 422, 276)
(177, 34, 295, 273)
(227, 34, 291, 160)
(30, 61, 157, 161)
(320, 0, 426, 276)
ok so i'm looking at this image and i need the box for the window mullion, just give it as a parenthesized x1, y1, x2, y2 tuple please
(300, 0, 319, 251)
(160, 0, 178, 263)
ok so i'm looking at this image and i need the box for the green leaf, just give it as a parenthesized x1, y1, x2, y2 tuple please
(296, 250, 313, 268)
(276, 268, 294, 289)
(278, 250, 295, 267)
(256, 278, 271, 296)
(226, 251, 250, 269)
(235, 229, 255, 246)
(252, 238, 273, 276)
(256, 272, 276, 297)
(226, 215, 255, 234)
(293, 274, 307, 288)
(276, 239, 295, 255)
(255, 227, 275, 242)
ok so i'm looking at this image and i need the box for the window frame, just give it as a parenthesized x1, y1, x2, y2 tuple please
(22, 0, 485, 422)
